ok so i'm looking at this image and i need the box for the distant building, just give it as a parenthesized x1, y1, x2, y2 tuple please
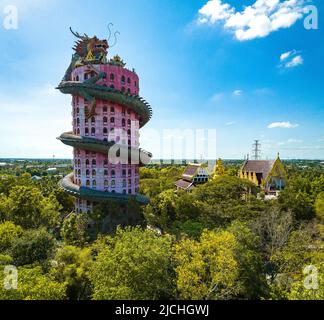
(47, 168, 58, 174)
(239, 154, 287, 195)
(175, 163, 210, 192)
(31, 175, 42, 181)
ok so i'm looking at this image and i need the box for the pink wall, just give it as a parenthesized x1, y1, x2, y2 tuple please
(70, 64, 141, 213)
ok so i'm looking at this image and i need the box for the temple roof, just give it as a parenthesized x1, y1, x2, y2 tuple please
(175, 179, 194, 190)
(182, 163, 205, 181)
(241, 160, 276, 179)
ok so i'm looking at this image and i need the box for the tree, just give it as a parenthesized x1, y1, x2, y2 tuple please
(4, 186, 61, 229)
(89, 227, 174, 300)
(11, 228, 56, 266)
(0, 266, 67, 300)
(278, 176, 315, 220)
(51, 245, 93, 300)
(0, 221, 23, 253)
(51, 188, 75, 216)
(315, 192, 324, 221)
(143, 190, 177, 230)
(214, 159, 225, 177)
(227, 221, 268, 299)
(61, 212, 89, 246)
(173, 229, 239, 300)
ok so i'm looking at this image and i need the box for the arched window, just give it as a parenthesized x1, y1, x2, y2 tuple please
(77, 159, 81, 166)
(104, 169, 108, 176)
(104, 159, 108, 167)
(127, 88, 131, 94)
(77, 128, 80, 135)
(110, 73, 115, 81)
(86, 169, 90, 176)
(76, 75, 79, 82)
(92, 180, 97, 187)
(86, 159, 90, 166)
(86, 180, 90, 187)
(91, 127, 95, 135)
(103, 116, 108, 124)
(85, 127, 89, 135)
(110, 117, 115, 123)
(92, 159, 96, 166)
(78, 169, 81, 175)
(111, 180, 115, 187)
(123, 189, 126, 194)
(122, 169, 126, 176)
(91, 117, 95, 124)
(122, 119, 126, 127)
(76, 107, 79, 115)
(127, 77, 131, 84)
(110, 106, 115, 114)
(128, 140, 131, 146)
(111, 170, 115, 177)
(103, 127, 108, 135)
(122, 179, 126, 187)
(128, 169, 131, 176)
(104, 180, 108, 187)
(92, 169, 96, 176)
(127, 129, 131, 135)
(121, 75, 125, 85)
(103, 106, 108, 113)
(127, 119, 131, 125)
(134, 81, 137, 88)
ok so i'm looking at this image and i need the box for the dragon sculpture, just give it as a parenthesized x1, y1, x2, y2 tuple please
(57, 26, 152, 205)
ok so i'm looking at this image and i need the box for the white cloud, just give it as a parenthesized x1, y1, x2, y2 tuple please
(233, 89, 243, 96)
(197, 0, 307, 41)
(278, 50, 303, 68)
(285, 55, 303, 68)
(280, 50, 296, 61)
(225, 121, 236, 126)
(268, 121, 299, 129)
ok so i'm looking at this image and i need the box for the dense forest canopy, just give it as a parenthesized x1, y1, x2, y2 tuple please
(0, 159, 323, 300)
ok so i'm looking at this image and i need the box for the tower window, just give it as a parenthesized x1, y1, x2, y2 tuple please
(121, 75, 125, 85)
(110, 73, 115, 81)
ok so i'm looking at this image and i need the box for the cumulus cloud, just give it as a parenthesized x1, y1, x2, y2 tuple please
(197, 0, 308, 41)
(279, 50, 303, 68)
(233, 89, 243, 96)
(268, 121, 299, 128)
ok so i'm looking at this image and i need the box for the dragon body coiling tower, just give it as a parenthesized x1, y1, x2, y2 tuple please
(57, 27, 152, 214)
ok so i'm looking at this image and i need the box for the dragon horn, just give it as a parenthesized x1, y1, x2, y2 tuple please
(69, 27, 88, 40)
(107, 23, 113, 42)
(110, 31, 120, 48)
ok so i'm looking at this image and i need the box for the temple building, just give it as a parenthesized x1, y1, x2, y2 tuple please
(239, 154, 287, 195)
(175, 163, 210, 192)
(57, 27, 152, 214)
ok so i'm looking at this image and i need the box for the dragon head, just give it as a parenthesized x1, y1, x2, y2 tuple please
(70, 27, 109, 64)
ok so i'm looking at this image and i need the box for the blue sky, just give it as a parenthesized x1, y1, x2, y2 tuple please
(0, 0, 323, 159)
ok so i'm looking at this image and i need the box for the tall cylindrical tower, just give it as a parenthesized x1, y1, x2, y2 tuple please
(57, 28, 152, 214)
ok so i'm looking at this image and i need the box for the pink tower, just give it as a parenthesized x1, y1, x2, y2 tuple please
(57, 27, 152, 214)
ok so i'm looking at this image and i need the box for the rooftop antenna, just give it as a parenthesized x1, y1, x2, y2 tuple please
(252, 140, 261, 160)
